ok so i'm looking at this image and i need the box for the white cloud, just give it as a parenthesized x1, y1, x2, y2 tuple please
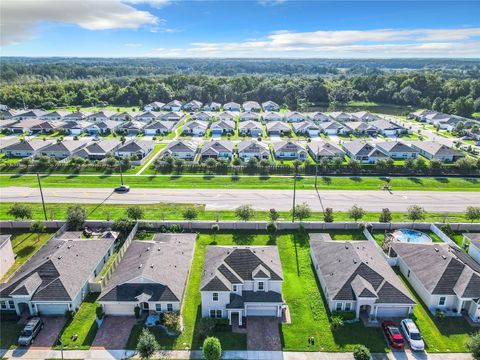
(125, 43, 143, 47)
(0, 0, 162, 46)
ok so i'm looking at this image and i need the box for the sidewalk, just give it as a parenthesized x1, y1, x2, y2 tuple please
(0, 349, 474, 360)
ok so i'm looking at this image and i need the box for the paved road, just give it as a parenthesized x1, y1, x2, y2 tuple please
(2, 187, 477, 212)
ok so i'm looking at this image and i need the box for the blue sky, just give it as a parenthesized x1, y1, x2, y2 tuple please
(1, 0, 480, 58)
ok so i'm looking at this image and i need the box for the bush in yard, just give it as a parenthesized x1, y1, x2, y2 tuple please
(134, 305, 141, 319)
(379, 208, 392, 223)
(466, 206, 480, 223)
(66, 205, 86, 230)
(330, 315, 344, 330)
(407, 204, 426, 224)
(331, 311, 356, 321)
(466, 331, 480, 359)
(197, 318, 216, 339)
(266, 222, 277, 234)
(268, 208, 280, 222)
(8, 203, 33, 220)
(292, 202, 311, 222)
(235, 204, 255, 222)
(203, 336, 222, 360)
(353, 344, 371, 360)
(96, 306, 104, 320)
(126, 206, 144, 220)
(324, 207, 334, 222)
(161, 311, 181, 333)
(348, 204, 365, 222)
(211, 224, 220, 241)
(440, 224, 455, 237)
(183, 207, 198, 221)
(137, 328, 159, 360)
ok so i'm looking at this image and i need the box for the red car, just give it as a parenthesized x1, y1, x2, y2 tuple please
(382, 320, 405, 349)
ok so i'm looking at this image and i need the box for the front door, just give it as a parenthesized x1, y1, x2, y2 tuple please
(141, 302, 149, 311)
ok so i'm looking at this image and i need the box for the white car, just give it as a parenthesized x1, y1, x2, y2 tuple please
(400, 319, 425, 351)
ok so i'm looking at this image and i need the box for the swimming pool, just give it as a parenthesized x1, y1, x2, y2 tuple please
(391, 229, 432, 243)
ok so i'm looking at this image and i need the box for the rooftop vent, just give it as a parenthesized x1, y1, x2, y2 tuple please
(57, 256, 62, 260)
(139, 264, 143, 268)
(434, 247, 439, 252)
(147, 247, 150, 251)
(442, 255, 447, 260)
(150, 265, 154, 268)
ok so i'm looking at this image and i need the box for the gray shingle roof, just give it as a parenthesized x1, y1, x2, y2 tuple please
(4, 139, 54, 152)
(307, 141, 344, 157)
(99, 234, 196, 303)
(410, 141, 464, 157)
(164, 140, 197, 153)
(226, 291, 283, 308)
(201, 141, 234, 155)
(376, 141, 417, 153)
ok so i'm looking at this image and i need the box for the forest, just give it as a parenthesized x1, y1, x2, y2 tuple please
(1, 58, 479, 116)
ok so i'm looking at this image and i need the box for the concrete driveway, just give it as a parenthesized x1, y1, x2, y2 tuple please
(92, 316, 137, 349)
(31, 316, 67, 348)
(246, 317, 281, 351)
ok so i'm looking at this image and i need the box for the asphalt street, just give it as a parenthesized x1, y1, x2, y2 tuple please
(1, 187, 476, 212)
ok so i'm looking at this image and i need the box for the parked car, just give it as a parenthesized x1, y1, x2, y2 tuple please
(400, 319, 425, 351)
(382, 320, 405, 349)
(18, 317, 44, 346)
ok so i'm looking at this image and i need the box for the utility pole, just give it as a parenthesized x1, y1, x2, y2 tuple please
(291, 171, 297, 223)
(36, 173, 47, 221)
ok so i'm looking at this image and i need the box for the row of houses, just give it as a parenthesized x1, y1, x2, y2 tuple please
(0, 138, 153, 161)
(409, 110, 479, 132)
(2, 227, 478, 327)
(145, 100, 281, 112)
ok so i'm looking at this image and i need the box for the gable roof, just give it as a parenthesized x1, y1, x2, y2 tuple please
(237, 139, 269, 153)
(40, 140, 86, 153)
(410, 141, 465, 157)
(183, 120, 208, 130)
(201, 140, 234, 155)
(239, 120, 262, 131)
(266, 121, 290, 132)
(211, 120, 235, 131)
(75, 140, 121, 156)
(307, 140, 344, 157)
(376, 141, 417, 154)
(4, 139, 53, 152)
(116, 140, 153, 153)
(273, 140, 306, 153)
(164, 140, 197, 153)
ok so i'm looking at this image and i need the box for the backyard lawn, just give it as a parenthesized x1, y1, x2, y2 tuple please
(0, 319, 22, 349)
(0, 231, 54, 281)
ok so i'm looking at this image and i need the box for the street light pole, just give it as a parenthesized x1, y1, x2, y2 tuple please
(36, 173, 47, 221)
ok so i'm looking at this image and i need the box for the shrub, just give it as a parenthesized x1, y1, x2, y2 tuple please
(353, 345, 371, 360)
(137, 328, 158, 360)
(134, 305, 141, 319)
(7, 203, 33, 220)
(266, 222, 277, 234)
(161, 311, 181, 333)
(440, 224, 455, 237)
(183, 207, 198, 220)
(203, 337, 222, 360)
(330, 315, 344, 330)
(112, 218, 135, 234)
(197, 318, 216, 339)
(466, 331, 480, 360)
(126, 206, 144, 220)
(330, 311, 356, 321)
(324, 207, 334, 222)
(379, 208, 392, 223)
(66, 205, 86, 230)
(213, 318, 230, 332)
(235, 204, 255, 222)
(96, 306, 104, 320)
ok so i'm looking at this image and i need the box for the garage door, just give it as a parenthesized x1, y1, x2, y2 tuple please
(104, 303, 134, 316)
(211, 129, 222, 135)
(376, 306, 410, 318)
(36, 303, 69, 315)
(247, 305, 278, 317)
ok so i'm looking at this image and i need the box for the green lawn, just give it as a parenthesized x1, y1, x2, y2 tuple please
(1, 174, 479, 191)
(0, 320, 22, 349)
(397, 271, 475, 352)
(0, 231, 54, 281)
(56, 294, 99, 350)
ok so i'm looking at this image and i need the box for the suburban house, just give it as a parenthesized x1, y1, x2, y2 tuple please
(263, 112, 283, 122)
(144, 102, 165, 112)
(463, 234, 480, 265)
(342, 140, 388, 163)
(136, 111, 161, 122)
(284, 111, 306, 123)
(309, 112, 332, 123)
(329, 112, 352, 122)
(266, 121, 291, 136)
(310, 234, 416, 320)
(183, 120, 209, 136)
(210, 120, 235, 136)
(307, 141, 344, 161)
(183, 100, 203, 112)
(0, 138, 20, 152)
(237, 140, 270, 160)
(239, 112, 260, 122)
(63, 111, 92, 122)
(0, 235, 115, 315)
(292, 121, 320, 137)
(344, 122, 378, 136)
(40, 110, 70, 121)
(39, 140, 87, 159)
(273, 141, 307, 160)
(351, 111, 380, 122)
(3, 139, 54, 157)
(143, 121, 175, 136)
(0, 235, 15, 279)
(160, 111, 184, 122)
(63, 121, 94, 135)
(121, 120, 146, 135)
(193, 111, 215, 122)
(87, 111, 116, 122)
(410, 141, 465, 162)
(390, 242, 480, 322)
(242, 101, 261, 112)
(111, 111, 140, 122)
(320, 121, 345, 135)
(262, 101, 280, 112)
(218, 111, 236, 122)
(238, 121, 263, 138)
(162, 140, 197, 160)
(375, 141, 418, 159)
(7, 119, 48, 133)
(12, 110, 48, 121)
(163, 100, 183, 111)
(200, 141, 234, 160)
(115, 140, 153, 159)
(0, 110, 21, 120)
(370, 119, 407, 136)
(204, 102, 221, 111)
(98, 234, 195, 316)
(87, 120, 121, 135)
(30, 121, 67, 134)
(223, 102, 241, 112)
(74, 140, 122, 160)
(200, 246, 285, 326)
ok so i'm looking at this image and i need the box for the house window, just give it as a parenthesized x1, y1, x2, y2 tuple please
(0, 301, 6, 309)
(258, 282, 264, 291)
(335, 302, 343, 311)
(210, 310, 216, 318)
(155, 304, 162, 312)
(345, 303, 352, 311)
(167, 304, 173, 312)
(212, 293, 219, 302)
(216, 310, 222, 318)
(439, 297, 446, 306)
(8, 300, 14, 309)
(232, 285, 237, 292)
(209, 309, 222, 318)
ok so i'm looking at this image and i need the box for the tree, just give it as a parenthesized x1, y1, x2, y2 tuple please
(467, 331, 480, 360)
(324, 207, 334, 222)
(211, 224, 220, 241)
(203, 337, 222, 360)
(292, 202, 311, 221)
(379, 208, 392, 223)
(268, 208, 280, 222)
(407, 205, 426, 224)
(183, 207, 198, 221)
(353, 345, 371, 360)
(466, 206, 480, 223)
(7, 203, 33, 220)
(30, 221, 46, 242)
(66, 205, 86, 230)
(126, 206, 144, 220)
(235, 204, 255, 222)
(136, 328, 158, 360)
(348, 204, 365, 222)
(112, 218, 135, 233)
